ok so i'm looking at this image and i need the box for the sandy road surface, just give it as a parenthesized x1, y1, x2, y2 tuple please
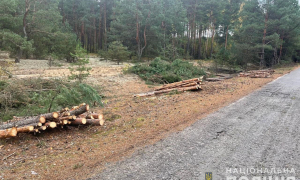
(90, 69, 300, 179)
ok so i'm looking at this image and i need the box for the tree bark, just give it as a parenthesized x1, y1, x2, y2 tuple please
(86, 119, 105, 126)
(69, 104, 89, 116)
(70, 118, 87, 125)
(261, 12, 268, 69)
(198, 25, 202, 59)
(225, 25, 229, 50)
(0, 116, 46, 130)
(17, 126, 34, 133)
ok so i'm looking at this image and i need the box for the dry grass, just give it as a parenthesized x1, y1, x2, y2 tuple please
(0, 60, 298, 180)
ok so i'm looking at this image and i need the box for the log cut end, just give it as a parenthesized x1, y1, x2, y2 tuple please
(46, 122, 57, 129)
(39, 116, 46, 124)
(0, 127, 18, 139)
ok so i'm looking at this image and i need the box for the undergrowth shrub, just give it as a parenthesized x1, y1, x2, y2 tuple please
(0, 78, 103, 122)
(129, 57, 206, 84)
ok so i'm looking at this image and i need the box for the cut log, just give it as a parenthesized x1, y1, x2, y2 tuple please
(70, 104, 89, 116)
(0, 127, 17, 138)
(70, 118, 87, 125)
(59, 108, 69, 113)
(70, 106, 79, 111)
(59, 116, 75, 121)
(58, 120, 68, 126)
(134, 91, 155, 97)
(0, 116, 46, 130)
(86, 113, 100, 119)
(60, 112, 71, 117)
(38, 126, 47, 131)
(86, 119, 105, 126)
(155, 77, 203, 91)
(154, 85, 201, 95)
(205, 78, 224, 82)
(41, 112, 59, 120)
(45, 122, 57, 129)
(17, 126, 35, 133)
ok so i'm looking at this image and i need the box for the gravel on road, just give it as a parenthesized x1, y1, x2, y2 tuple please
(90, 68, 300, 180)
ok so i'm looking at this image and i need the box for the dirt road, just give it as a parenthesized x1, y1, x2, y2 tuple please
(90, 69, 300, 179)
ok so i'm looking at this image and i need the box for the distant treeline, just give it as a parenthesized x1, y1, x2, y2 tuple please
(1, 0, 300, 69)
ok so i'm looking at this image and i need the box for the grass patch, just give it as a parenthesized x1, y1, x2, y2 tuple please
(105, 114, 122, 122)
(73, 163, 84, 169)
(128, 57, 206, 84)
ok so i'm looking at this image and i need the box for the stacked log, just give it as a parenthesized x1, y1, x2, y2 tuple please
(239, 69, 275, 78)
(0, 103, 104, 139)
(134, 77, 203, 97)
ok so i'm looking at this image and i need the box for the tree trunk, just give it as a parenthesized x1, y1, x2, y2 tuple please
(70, 118, 87, 125)
(198, 25, 202, 59)
(0, 116, 46, 130)
(225, 25, 229, 50)
(69, 104, 89, 116)
(210, 20, 215, 58)
(261, 12, 268, 69)
(17, 126, 34, 133)
(104, 2, 107, 50)
(86, 119, 105, 126)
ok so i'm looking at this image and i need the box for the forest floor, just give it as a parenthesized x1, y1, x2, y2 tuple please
(0, 58, 298, 180)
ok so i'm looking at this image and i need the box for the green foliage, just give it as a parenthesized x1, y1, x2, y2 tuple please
(0, 79, 103, 122)
(129, 57, 206, 84)
(68, 45, 92, 83)
(106, 41, 130, 65)
(0, 0, 77, 60)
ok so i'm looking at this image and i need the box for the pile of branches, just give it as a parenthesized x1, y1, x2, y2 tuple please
(239, 69, 275, 78)
(0, 103, 104, 139)
(135, 77, 203, 97)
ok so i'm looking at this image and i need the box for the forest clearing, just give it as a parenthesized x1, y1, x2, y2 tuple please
(1, 0, 300, 179)
(0, 57, 298, 179)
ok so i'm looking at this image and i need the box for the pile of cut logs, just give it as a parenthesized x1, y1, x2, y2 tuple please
(135, 77, 203, 97)
(239, 69, 275, 78)
(0, 103, 104, 139)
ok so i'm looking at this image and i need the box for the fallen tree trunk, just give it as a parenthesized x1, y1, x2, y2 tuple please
(70, 118, 87, 125)
(0, 116, 46, 130)
(86, 119, 105, 126)
(155, 77, 203, 91)
(0, 127, 17, 138)
(70, 105, 89, 116)
(17, 126, 35, 133)
(41, 112, 59, 121)
(154, 85, 201, 95)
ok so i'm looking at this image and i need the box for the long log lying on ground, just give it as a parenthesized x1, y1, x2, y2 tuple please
(86, 119, 105, 126)
(85, 113, 103, 120)
(155, 77, 203, 91)
(70, 118, 87, 125)
(0, 116, 46, 130)
(239, 69, 275, 78)
(154, 85, 201, 95)
(70, 105, 89, 116)
(41, 112, 59, 121)
(17, 126, 35, 133)
(135, 77, 203, 97)
(0, 127, 17, 138)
